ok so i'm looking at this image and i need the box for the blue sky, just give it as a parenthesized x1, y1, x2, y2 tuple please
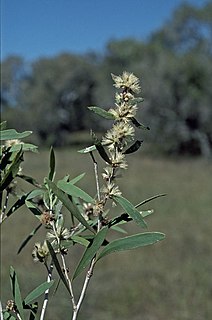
(1, 0, 207, 61)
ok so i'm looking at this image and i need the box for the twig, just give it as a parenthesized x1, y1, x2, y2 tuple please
(0, 190, 10, 224)
(72, 257, 96, 320)
(60, 253, 76, 310)
(51, 223, 76, 310)
(89, 151, 101, 231)
(40, 262, 54, 320)
(0, 300, 3, 320)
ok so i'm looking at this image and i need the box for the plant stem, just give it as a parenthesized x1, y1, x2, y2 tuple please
(0, 300, 3, 320)
(40, 262, 53, 320)
(60, 253, 76, 310)
(72, 257, 96, 320)
(51, 222, 76, 310)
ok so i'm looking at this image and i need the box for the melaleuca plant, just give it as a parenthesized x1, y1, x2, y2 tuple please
(1, 72, 165, 320)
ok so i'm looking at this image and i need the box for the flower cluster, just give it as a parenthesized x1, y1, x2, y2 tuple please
(100, 72, 143, 200)
(32, 241, 49, 263)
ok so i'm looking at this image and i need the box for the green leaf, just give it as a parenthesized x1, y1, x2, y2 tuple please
(26, 189, 44, 200)
(10, 143, 38, 153)
(0, 148, 23, 192)
(91, 132, 111, 164)
(78, 145, 96, 154)
(69, 173, 85, 185)
(111, 225, 128, 234)
(113, 195, 147, 228)
(46, 241, 71, 295)
(46, 179, 95, 233)
(71, 235, 90, 247)
(25, 200, 42, 217)
(73, 227, 108, 279)
(6, 194, 28, 219)
(48, 147, 55, 181)
(24, 280, 54, 305)
(57, 180, 95, 204)
(98, 232, 165, 260)
(0, 129, 32, 141)
(88, 106, 115, 120)
(10, 266, 25, 320)
(124, 140, 143, 154)
(17, 224, 42, 254)
(3, 312, 16, 320)
(131, 117, 150, 130)
(140, 209, 154, 218)
(135, 194, 167, 208)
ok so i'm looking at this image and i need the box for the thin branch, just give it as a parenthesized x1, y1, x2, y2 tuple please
(89, 151, 102, 231)
(0, 300, 3, 320)
(51, 222, 76, 310)
(40, 262, 54, 320)
(0, 190, 10, 224)
(60, 253, 76, 310)
(72, 257, 96, 320)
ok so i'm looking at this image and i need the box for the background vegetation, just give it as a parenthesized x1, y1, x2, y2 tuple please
(1, 2, 212, 156)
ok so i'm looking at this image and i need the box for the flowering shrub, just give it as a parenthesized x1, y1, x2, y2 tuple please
(0, 72, 165, 320)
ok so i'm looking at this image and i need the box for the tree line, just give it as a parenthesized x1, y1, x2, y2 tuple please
(1, 1, 212, 157)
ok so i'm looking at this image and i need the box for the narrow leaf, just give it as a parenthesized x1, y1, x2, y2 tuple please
(10, 143, 38, 153)
(48, 147, 55, 181)
(124, 140, 143, 154)
(135, 194, 167, 208)
(57, 180, 94, 204)
(10, 266, 25, 320)
(0, 129, 32, 141)
(46, 241, 71, 295)
(113, 195, 147, 228)
(88, 106, 115, 120)
(73, 227, 108, 279)
(95, 143, 112, 164)
(0, 148, 23, 192)
(46, 179, 95, 233)
(78, 145, 96, 154)
(98, 232, 165, 260)
(24, 280, 54, 305)
(131, 117, 150, 130)
(17, 224, 42, 254)
(71, 235, 90, 247)
(69, 173, 85, 185)
(6, 194, 29, 219)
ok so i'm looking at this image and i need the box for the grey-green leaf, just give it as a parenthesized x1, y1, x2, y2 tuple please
(46, 179, 95, 233)
(46, 241, 71, 296)
(57, 180, 95, 204)
(131, 117, 150, 130)
(10, 266, 25, 320)
(113, 195, 147, 228)
(24, 280, 54, 305)
(88, 106, 115, 120)
(17, 224, 42, 254)
(48, 147, 55, 181)
(73, 227, 108, 279)
(0, 129, 32, 141)
(78, 145, 97, 154)
(98, 232, 165, 260)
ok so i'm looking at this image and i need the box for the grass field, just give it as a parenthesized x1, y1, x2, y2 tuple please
(1, 148, 212, 320)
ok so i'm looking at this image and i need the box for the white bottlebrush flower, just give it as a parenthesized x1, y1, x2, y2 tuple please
(111, 72, 141, 94)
